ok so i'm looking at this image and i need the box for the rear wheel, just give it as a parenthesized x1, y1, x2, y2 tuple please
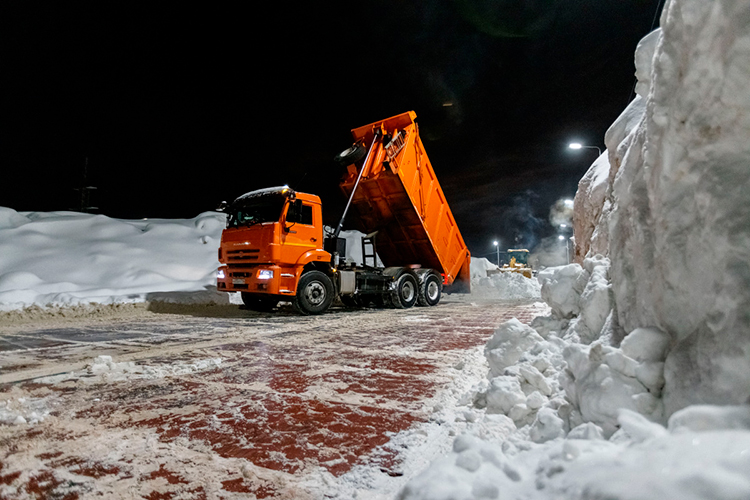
(241, 293, 278, 312)
(417, 272, 442, 307)
(390, 272, 418, 309)
(294, 270, 334, 315)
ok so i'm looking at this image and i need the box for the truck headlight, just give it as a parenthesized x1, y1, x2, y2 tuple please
(258, 269, 274, 280)
(217, 269, 225, 279)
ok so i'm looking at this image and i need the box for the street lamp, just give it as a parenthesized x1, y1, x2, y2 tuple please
(558, 234, 570, 263)
(568, 143, 602, 156)
(493, 240, 500, 267)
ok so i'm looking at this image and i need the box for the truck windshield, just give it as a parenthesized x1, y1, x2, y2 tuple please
(227, 194, 285, 228)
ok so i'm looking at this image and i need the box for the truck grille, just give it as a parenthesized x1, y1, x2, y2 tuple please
(227, 249, 260, 262)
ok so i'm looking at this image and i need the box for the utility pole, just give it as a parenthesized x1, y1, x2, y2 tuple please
(72, 157, 98, 213)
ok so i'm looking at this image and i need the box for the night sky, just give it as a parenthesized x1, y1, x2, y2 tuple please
(0, 1, 663, 256)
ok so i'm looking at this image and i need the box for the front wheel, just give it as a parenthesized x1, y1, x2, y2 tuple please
(294, 270, 334, 315)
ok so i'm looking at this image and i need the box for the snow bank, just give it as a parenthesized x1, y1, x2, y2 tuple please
(400, 250, 750, 500)
(469, 257, 542, 301)
(572, 0, 750, 415)
(400, 1, 750, 497)
(0, 208, 227, 311)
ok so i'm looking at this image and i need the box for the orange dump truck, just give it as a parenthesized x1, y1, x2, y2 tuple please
(216, 111, 471, 314)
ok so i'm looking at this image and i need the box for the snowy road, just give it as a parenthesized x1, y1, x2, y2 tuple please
(0, 298, 547, 499)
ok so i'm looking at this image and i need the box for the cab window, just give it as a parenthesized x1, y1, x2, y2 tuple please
(287, 203, 314, 226)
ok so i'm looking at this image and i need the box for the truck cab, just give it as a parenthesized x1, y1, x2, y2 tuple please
(216, 186, 332, 311)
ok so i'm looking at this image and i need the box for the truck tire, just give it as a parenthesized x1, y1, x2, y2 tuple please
(334, 143, 366, 166)
(417, 271, 442, 307)
(241, 293, 278, 312)
(294, 270, 334, 315)
(390, 272, 418, 309)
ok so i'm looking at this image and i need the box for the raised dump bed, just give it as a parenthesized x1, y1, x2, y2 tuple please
(339, 111, 471, 291)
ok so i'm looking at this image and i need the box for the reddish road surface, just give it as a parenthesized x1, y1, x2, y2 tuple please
(0, 298, 547, 499)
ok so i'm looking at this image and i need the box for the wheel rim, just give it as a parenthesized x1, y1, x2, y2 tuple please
(426, 280, 439, 301)
(305, 280, 326, 306)
(401, 280, 415, 303)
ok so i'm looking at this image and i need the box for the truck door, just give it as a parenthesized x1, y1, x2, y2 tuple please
(281, 200, 322, 262)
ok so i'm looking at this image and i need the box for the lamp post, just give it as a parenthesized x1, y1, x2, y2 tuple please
(568, 143, 602, 156)
(558, 234, 570, 264)
(493, 240, 500, 267)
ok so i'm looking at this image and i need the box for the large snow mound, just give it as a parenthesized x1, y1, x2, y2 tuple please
(0, 208, 228, 311)
(399, 0, 750, 497)
(573, 0, 750, 415)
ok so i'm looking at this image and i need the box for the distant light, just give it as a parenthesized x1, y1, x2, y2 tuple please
(560, 224, 567, 228)
(558, 235, 565, 241)
(442, 102, 454, 107)
(493, 240, 499, 246)
(568, 143, 602, 155)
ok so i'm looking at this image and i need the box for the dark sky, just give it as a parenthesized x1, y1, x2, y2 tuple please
(0, 1, 663, 255)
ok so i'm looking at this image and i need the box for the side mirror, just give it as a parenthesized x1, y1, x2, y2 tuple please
(216, 201, 228, 212)
(291, 199, 303, 220)
(284, 199, 303, 233)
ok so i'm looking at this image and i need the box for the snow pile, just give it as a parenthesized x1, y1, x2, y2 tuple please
(399, 256, 750, 500)
(0, 208, 227, 311)
(400, 1, 750, 496)
(469, 257, 499, 280)
(399, 405, 750, 500)
(572, 0, 750, 414)
(0, 389, 55, 426)
(469, 257, 542, 301)
(36, 355, 224, 386)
